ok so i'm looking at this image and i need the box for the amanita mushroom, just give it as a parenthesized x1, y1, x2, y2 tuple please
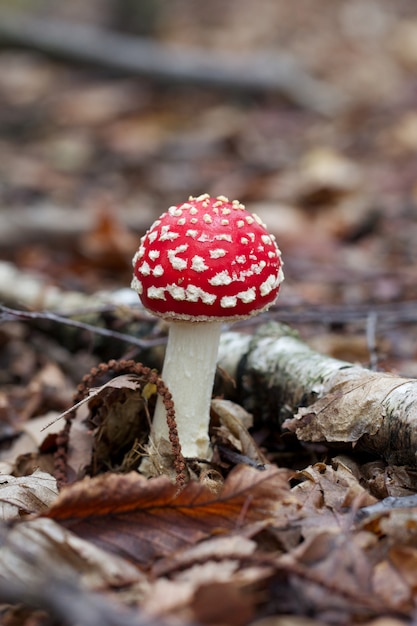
(131, 193, 284, 459)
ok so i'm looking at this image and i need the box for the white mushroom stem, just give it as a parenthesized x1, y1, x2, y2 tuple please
(151, 320, 223, 459)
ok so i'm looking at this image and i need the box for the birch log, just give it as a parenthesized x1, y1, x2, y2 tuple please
(217, 322, 417, 466)
(0, 260, 139, 312)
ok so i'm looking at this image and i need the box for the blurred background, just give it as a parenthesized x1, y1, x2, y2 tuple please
(1, 0, 417, 371)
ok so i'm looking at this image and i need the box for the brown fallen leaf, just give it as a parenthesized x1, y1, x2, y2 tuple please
(191, 580, 254, 626)
(277, 530, 383, 617)
(250, 617, 329, 626)
(60, 373, 153, 480)
(142, 534, 273, 625)
(152, 534, 257, 578)
(389, 545, 417, 590)
(143, 561, 259, 625)
(79, 198, 139, 271)
(44, 465, 292, 566)
(0, 470, 58, 520)
(51, 80, 142, 126)
(360, 505, 417, 549)
(1, 412, 63, 477)
(211, 397, 269, 469)
(372, 559, 412, 614)
(295, 459, 377, 509)
(291, 460, 377, 540)
(283, 369, 417, 465)
(296, 147, 363, 205)
(0, 517, 144, 591)
(284, 372, 389, 443)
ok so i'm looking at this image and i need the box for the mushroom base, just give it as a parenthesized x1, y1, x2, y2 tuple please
(150, 320, 223, 459)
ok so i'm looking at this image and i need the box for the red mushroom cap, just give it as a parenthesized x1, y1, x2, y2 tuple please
(131, 194, 284, 321)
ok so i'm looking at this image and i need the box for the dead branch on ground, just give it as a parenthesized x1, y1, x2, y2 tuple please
(218, 322, 417, 466)
(2, 258, 417, 327)
(0, 10, 346, 115)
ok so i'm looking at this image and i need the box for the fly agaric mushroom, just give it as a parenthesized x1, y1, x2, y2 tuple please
(131, 194, 283, 459)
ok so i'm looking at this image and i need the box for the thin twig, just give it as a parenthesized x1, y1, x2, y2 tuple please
(239, 300, 417, 328)
(0, 304, 161, 349)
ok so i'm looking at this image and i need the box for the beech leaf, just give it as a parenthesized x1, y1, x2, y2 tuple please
(0, 517, 143, 590)
(45, 465, 292, 565)
(0, 470, 58, 520)
(283, 371, 416, 446)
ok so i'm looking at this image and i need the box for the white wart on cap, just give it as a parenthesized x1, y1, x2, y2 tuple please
(132, 194, 284, 321)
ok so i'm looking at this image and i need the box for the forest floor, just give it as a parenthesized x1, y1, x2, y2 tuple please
(1, 2, 417, 625)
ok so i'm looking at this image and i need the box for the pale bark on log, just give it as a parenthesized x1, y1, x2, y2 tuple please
(0, 262, 158, 349)
(2, 259, 417, 327)
(2, 258, 417, 466)
(217, 322, 417, 466)
(0, 260, 138, 312)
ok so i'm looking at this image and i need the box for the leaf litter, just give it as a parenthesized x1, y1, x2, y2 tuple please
(2, 2, 417, 624)
(3, 350, 417, 623)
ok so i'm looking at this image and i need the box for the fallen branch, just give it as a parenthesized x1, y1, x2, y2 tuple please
(0, 260, 140, 312)
(2, 258, 417, 327)
(0, 262, 160, 349)
(0, 203, 150, 248)
(0, 10, 346, 116)
(0, 304, 162, 349)
(217, 322, 417, 466)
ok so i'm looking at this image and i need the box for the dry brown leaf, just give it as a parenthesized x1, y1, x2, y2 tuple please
(383, 465, 417, 497)
(54, 373, 146, 424)
(0, 517, 144, 591)
(250, 617, 328, 626)
(51, 81, 142, 126)
(80, 201, 138, 271)
(0, 413, 63, 470)
(391, 19, 417, 69)
(308, 332, 374, 364)
(45, 465, 292, 566)
(290, 463, 376, 543)
(0, 52, 55, 106)
(284, 373, 387, 443)
(211, 398, 253, 430)
(143, 535, 270, 625)
(372, 559, 412, 614)
(191, 580, 254, 626)
(0, 470, 58, 520)
(388, 545, 417, 589)
(104, 114, 168, 160)
(283, 370, 417, 464)
(152, 534, 257, 578)
(297, 147, 362, 200)
(278, 530, 380, 616)
(143, 561, 255, 624)
(60, 373, 151, 479)
(211, 398, 269, 468)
